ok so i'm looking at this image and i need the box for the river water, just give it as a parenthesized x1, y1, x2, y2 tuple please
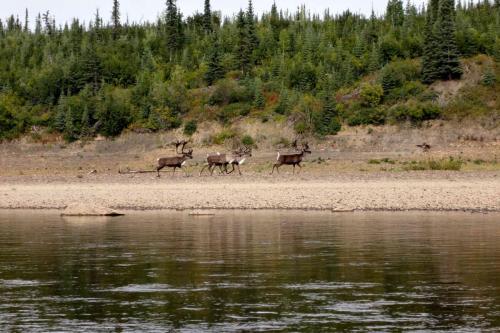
(0, 210, 499, 332)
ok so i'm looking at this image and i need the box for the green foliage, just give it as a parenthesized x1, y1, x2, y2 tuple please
(314, 95, 341, 136)
(205, 34, 224, 85)
(422, 0, 462, 83)
(482, 67, 496, 86)
(403, 157, 463, 171)
(212, 128, 237, 145)
(209, 80, 249, 106)
(360, 83, 384, 107)
(183, 120, 197, 136)
(253, 85, 265, 109)
(0, 0, 497, 141)
(241, 134, 255, 146)
(97, 87, 132, 137)
(388, 100, 441, 123)
(347, 106, 387, 126)
(0, 93, 27, 140)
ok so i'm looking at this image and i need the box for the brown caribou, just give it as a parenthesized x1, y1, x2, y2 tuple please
(200, 146, 252, 176)
(271, 142, 311, 174)
(156, 140, 193, 177)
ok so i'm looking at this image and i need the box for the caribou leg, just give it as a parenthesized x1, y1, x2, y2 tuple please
(271, 164, 280, 175)
(226, 164, 236, 175)
(297, 163, 302, 174)
(236, 164, 242, 176)
(199, 164, 210, 176)
(156, 165, 165, 178)
(172, 167, 176, 177)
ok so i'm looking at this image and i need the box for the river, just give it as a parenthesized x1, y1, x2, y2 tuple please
(0, 210, 499, 332)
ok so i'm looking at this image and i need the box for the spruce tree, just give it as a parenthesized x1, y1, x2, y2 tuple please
(205, 35, 224, 85)
(253, 80, 265, 108)
(246, 1, 258, 52)
(368, 44, 381, 72)
(236, 10, 251, 73)
(81, 106, 91, 138)
(422, 0, 440, 83)
(315, 94, 341, 136)
(434, 0, 462, 80)
(386, 0, 405, 27)
(112, 0, 121, 39)
(165, 0, 183, 59)
(24, 9, 29, 32)
(203, 0, 212, 32)
(482, 66, 496, 86)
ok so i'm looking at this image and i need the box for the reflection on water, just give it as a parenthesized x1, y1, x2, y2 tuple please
(0, 210, 499, 332)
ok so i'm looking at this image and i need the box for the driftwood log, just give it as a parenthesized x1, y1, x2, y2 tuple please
(119, 168, 170, 174)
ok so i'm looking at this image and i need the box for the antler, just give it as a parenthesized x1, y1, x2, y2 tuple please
(174, 139, 190, 154)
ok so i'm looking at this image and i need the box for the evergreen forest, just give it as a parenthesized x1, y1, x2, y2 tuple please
(0, 0, 499, 142)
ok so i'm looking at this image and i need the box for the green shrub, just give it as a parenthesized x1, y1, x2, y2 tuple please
(403, 157, 463, 171)
(146, 107, 181, 132)
(216, 103, 250, 124)
(98, 88, 133, 137)
(208, 79, 249, 106)
(386, 81, 427, 101)
(294, 121, 309, 134)
(482, 67, 496, 87)
(388, 101, 441, 124)
(183, 120, 197, 136)
(0, 93, 27, 140)
(212, 129, 237, 145)
(360, 83, 384, 107)
(347, 106, 386, 126)
(380, 59, 421, 97)
(241, 134, 255, 147)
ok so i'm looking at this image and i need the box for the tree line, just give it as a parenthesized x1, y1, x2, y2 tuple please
(0, 0, 498, 141)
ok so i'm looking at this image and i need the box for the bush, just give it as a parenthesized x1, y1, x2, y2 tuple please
(212, 128, 237, 145)
(294, 121, 309, 134)
(360, 83, 384, 107)
(216, 103, 250, 124)
(0, 93, 27, 140)
(380, 59, 421, 97)
(482, 67, 496, 86)
(241, 135, 255, 147)
(98, 88, 133, 137)
(386, 81, 427, 101)
(347, 106, 386, 126)
(403, 157, 463, 171)
(183, 120, 197, 136)
(388, 101, 441, 124)
(208, 79, 249, 106)
(145, 107, 181, 132)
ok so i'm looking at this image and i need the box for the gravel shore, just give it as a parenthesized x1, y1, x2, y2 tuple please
(1, 174, 499, 212)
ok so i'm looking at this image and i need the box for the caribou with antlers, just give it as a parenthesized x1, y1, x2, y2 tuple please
(271, 142, 311, 174)
(200, 146, 252, 176)
(156, 140, 193, 177)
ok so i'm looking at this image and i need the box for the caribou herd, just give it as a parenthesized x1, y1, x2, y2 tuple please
(151, 139, 312, 177)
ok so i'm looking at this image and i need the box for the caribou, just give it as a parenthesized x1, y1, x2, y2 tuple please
(156, 140, 193, 177)
(271, 142, 311, 174)
(200, 146, 252, 176)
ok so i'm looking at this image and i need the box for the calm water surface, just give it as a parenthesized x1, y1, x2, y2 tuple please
(0, 210, 499, 332)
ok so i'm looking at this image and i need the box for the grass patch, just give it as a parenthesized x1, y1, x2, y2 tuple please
(368, 158, 396, 165)
(403, 157, 463, 171)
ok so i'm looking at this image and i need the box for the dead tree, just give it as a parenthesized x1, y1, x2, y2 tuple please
(271, 142, 311, 175)
(200, 147, 252, 176)
(156, 140, 193, 177)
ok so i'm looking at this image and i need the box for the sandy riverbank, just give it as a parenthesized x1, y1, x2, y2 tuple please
(1, 173, 499, 212)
